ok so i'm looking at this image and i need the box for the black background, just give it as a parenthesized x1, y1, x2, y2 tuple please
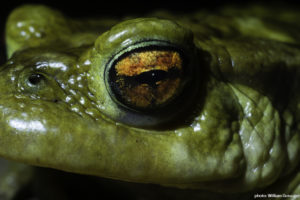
(0, 0, 298, 63)
(0, 0, 298, 59)
(0, 0, 298, 29)
(0, 0, 227, 62)
(1, 0, 298, 22)
(0, 0, 260, 20)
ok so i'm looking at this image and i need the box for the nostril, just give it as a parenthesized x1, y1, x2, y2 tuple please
(28, 73, 44, 85)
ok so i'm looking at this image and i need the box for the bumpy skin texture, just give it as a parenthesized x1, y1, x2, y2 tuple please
(0, 4, 300, 199)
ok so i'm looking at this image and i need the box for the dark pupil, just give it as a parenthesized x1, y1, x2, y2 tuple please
(134, 70, 167, 87)
(28, 74, 44, 85)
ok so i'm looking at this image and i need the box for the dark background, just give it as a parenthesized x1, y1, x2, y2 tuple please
(0, 0, 263, 20)
(0, 0, 298, 62)
(1, 0, 298, 22)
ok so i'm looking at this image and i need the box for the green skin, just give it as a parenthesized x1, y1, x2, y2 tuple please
(0, 4, 300, 199)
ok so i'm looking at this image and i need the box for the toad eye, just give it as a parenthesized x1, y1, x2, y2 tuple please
(106, 47, 188, 111)
(91, 18, 197, 126)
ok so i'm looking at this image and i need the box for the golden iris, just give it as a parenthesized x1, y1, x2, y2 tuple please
(108, 48, 185, 110)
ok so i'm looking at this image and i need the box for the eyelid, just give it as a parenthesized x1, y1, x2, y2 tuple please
(88, 18, 197, 127)
(94, 18, 194, 58)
